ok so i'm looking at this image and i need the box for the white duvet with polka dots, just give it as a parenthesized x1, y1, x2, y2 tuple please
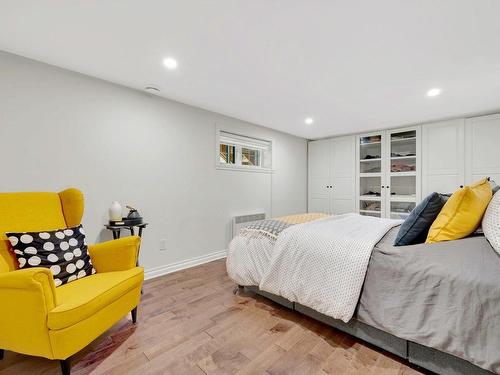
(229, 213, 401, 323)
(260, 213, 402, 322)
(226, 231, 277, 286)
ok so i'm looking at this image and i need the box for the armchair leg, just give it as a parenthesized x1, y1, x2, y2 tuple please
(131, 307, 138, 324)
(60, 358, 71, 375)
(0, 349, 4, 360)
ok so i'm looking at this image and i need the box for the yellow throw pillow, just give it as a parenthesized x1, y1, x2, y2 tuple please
(426, 178, 492, 243)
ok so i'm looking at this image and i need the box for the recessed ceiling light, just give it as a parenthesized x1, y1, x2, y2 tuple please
(426, 88, 441, 97)
(163, 57, 178, 70)
(305, 117, 314, 125)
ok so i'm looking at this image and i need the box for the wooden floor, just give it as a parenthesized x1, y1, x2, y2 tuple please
(0, 259, 425, 375)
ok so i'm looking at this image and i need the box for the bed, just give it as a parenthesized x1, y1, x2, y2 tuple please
(226, 213, 500, 375)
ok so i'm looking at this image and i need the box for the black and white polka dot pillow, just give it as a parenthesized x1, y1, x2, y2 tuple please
(6, 225, 96, 287)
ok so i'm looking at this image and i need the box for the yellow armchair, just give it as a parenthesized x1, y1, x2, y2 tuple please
(0, 189, 144, 375)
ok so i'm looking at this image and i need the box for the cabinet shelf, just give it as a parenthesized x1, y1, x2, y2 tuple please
(360, 158, 381, 162)
(359, 172, 382, 178)
(391, 136, 416, 143)
(390, 195, 416, 202)
(359, 195, 381, 201)
(360, 141, 381, 146)
(391, 155, 416, 160)
(359, 209, 381, 214)
(390, 171, 416, 177)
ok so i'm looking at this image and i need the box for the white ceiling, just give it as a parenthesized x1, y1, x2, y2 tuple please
(1, 0, 500, 139)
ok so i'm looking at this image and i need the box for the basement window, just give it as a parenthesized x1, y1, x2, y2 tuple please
(219, 143, 236, 164)
(217, 130, 273, 172)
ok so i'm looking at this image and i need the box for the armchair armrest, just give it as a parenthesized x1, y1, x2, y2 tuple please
(0, 267, 57, 310)
(88, 236, 140, 273)
(0, 268, 57, 358)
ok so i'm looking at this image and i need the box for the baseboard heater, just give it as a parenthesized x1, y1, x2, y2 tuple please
(232, 213, 266, 238)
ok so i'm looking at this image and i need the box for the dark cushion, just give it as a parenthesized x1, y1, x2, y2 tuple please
(394, 192, 449, 246)
(6, 224, 95, 286)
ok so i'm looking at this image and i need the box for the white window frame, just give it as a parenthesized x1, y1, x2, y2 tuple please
(215, 125, 275, 173)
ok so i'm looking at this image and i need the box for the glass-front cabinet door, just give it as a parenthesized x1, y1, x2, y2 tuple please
(358, 132, 385, 217)
(387, 127, 420, 219)
(357, 126, 420, 219)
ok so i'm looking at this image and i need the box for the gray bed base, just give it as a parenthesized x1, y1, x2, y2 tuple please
(244, 286, 492, 375)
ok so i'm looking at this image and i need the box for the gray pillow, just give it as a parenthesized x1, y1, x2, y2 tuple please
(394, 192, 449, 246)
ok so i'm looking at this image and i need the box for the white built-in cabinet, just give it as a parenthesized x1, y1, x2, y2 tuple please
(422, 113, 500, 195)
(422, 119, 465, 196)
(308, 139, 330, 213)
(465, 113, 500, 185)
(356, 127, 421, 219)
(308, 135, 356, 215)
(308, 113, 500, 216)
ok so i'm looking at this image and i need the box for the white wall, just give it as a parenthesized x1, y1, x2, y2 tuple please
(0, 51, 307, 274)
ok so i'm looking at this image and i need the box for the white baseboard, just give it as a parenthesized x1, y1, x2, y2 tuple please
(144, 249, 227, 280)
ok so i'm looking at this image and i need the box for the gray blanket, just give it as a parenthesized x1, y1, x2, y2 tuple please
(240, 218, 293, 239)
(357, 227, 500, 373)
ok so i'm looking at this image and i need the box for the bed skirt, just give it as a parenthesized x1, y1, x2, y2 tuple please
(243, 286, 493, 375)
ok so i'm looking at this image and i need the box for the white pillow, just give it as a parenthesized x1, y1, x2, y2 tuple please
(482, 191, 500, 254)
